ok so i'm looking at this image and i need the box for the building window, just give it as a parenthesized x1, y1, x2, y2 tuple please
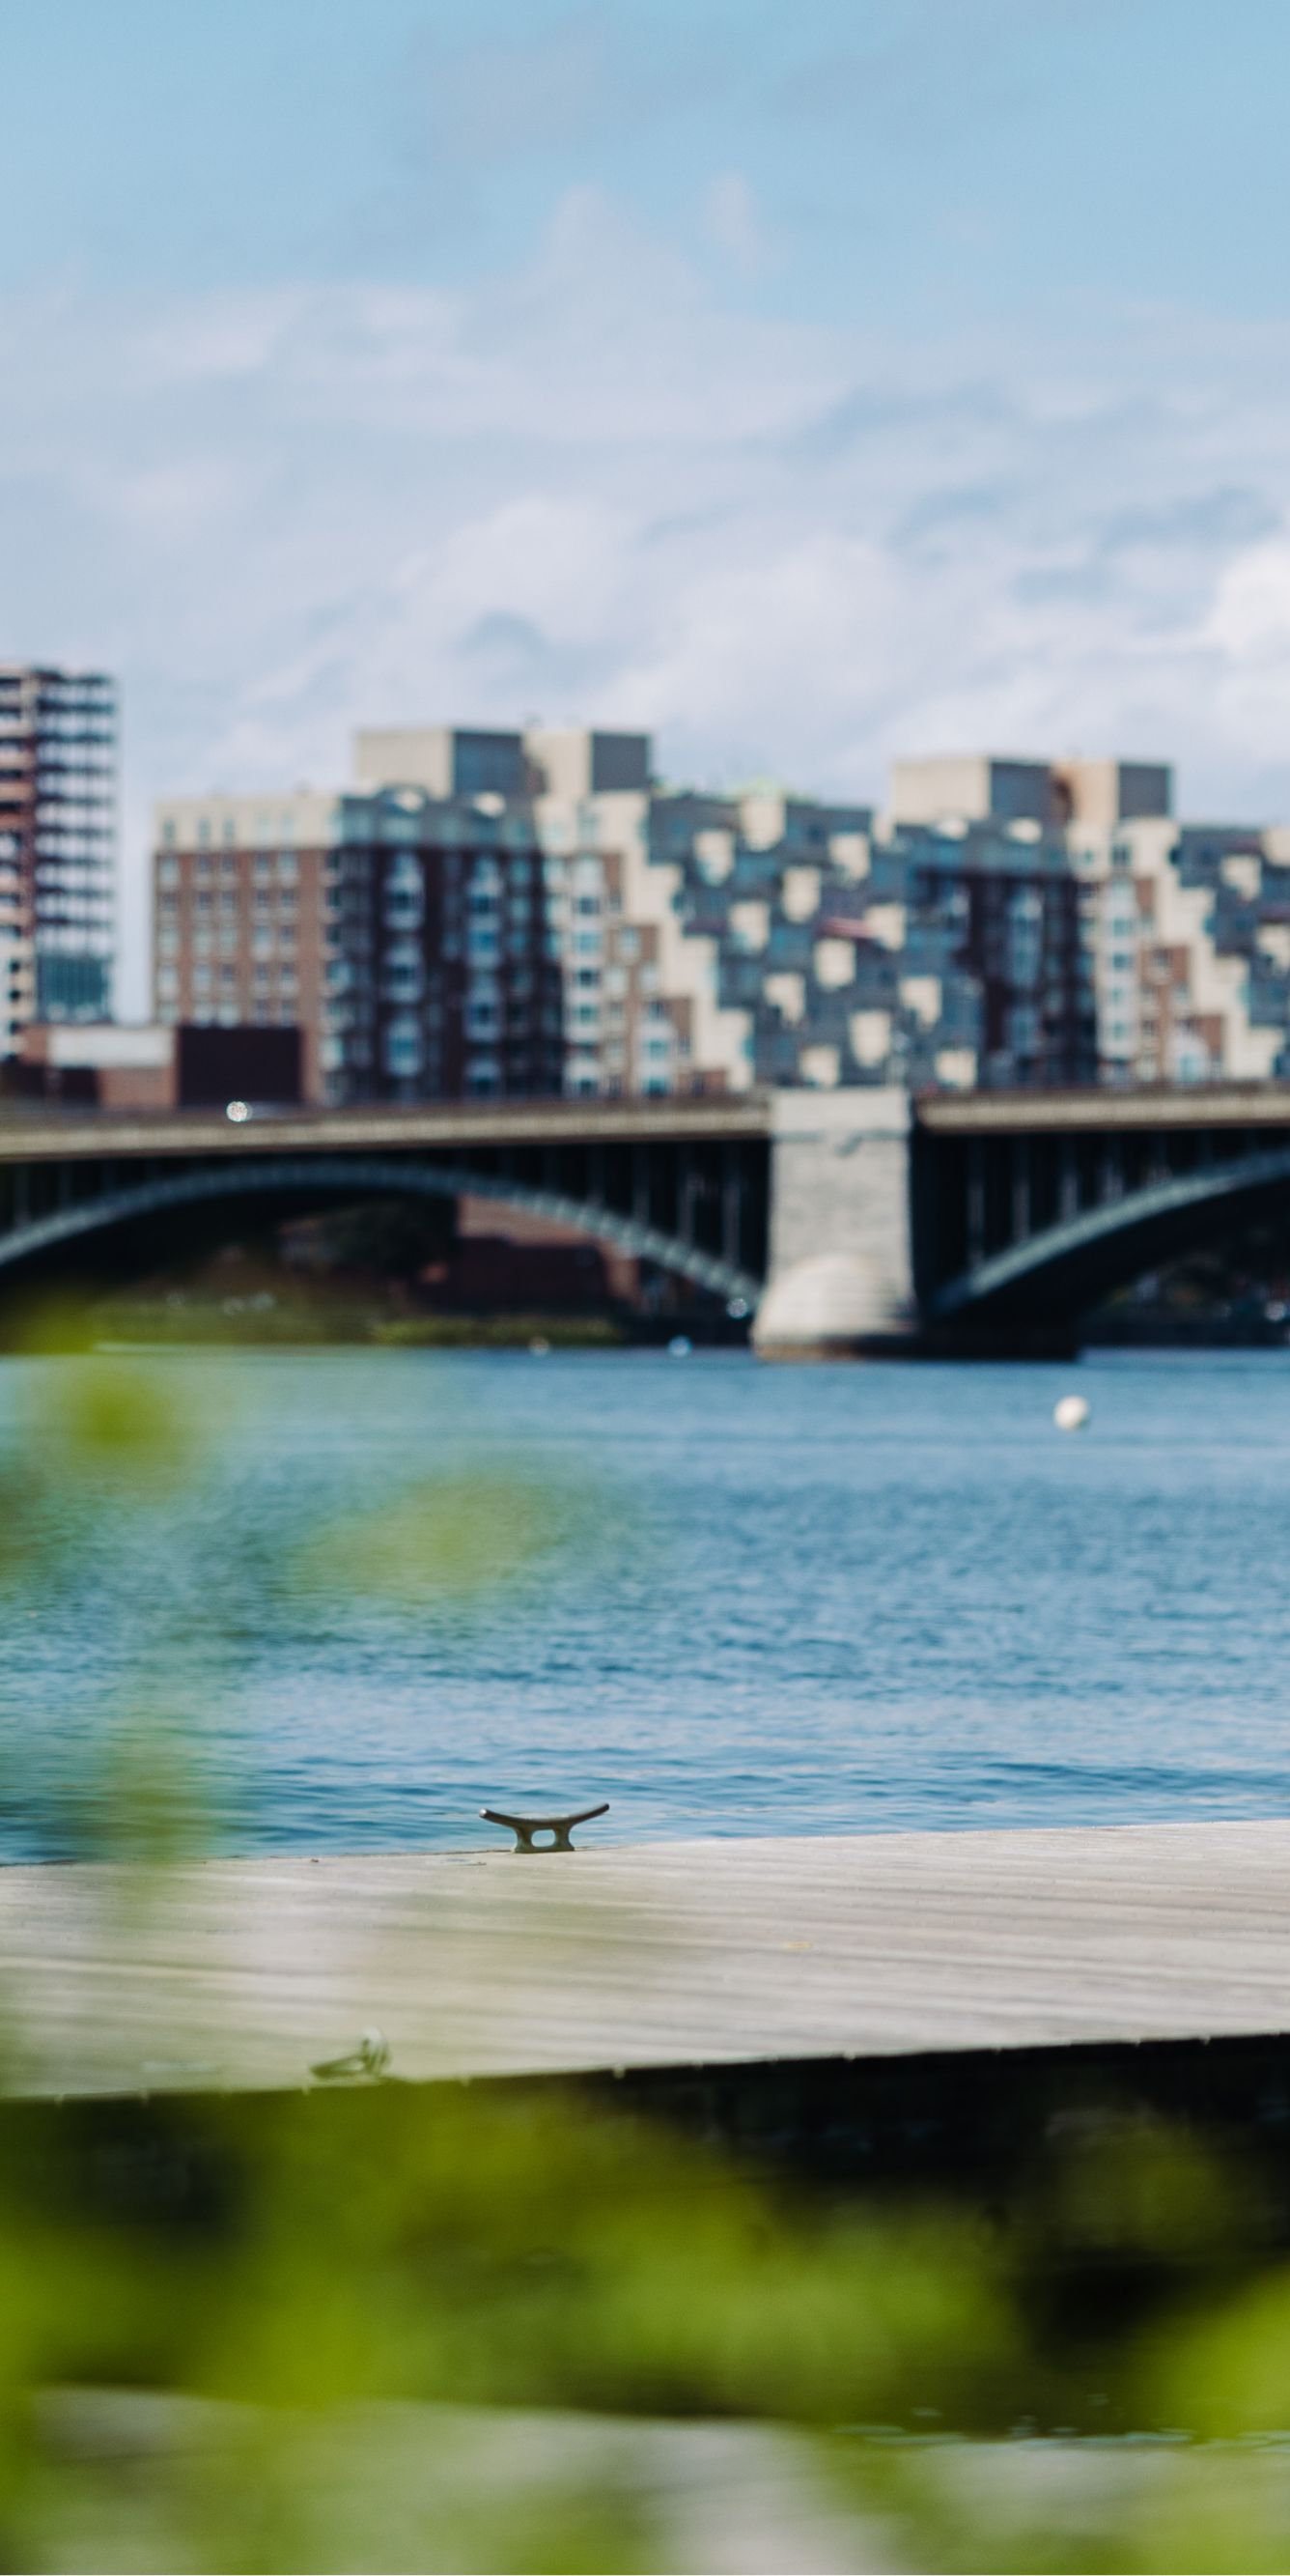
(277, 851, 298, 883)
(158, 857, 180, 888)
(383, 1015, 423, 1077)
(161, 820, 177, 848)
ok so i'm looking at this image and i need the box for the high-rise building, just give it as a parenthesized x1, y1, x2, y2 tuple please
(0, 665, 115, 1055)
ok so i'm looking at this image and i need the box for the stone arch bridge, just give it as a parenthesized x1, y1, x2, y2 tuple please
(1, 1084, 1288, 1352)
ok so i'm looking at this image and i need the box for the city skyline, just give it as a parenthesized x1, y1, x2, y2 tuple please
(146, 725, 1290, 1109)
(13, 0, 1290, 1017)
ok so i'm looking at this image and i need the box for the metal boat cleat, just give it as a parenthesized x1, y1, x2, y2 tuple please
(310, 2027, 392, 2082)
(480, 1801, 609, 1854)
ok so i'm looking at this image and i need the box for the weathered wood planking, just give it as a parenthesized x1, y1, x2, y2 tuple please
(4, 1819, 1290, 2100)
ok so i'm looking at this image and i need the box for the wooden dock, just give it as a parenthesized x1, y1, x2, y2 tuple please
(4, 1817, 1290, 2102)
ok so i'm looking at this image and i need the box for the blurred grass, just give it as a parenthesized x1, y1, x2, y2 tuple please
(373, 1315, 625, 1349)
(83, 1295, 626, 1350)
(6, 1312, 1290, 2567)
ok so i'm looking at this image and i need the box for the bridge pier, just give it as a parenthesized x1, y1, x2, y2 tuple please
(754, 1090, 918, 1359)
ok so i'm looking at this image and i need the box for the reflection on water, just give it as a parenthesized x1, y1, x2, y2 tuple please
(3, 1345, 1290, 1855)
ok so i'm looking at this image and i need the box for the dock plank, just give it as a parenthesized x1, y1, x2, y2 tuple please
(3, 1819, 1290, 2098)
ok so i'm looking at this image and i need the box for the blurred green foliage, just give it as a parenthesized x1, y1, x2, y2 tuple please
(33, 1350, 201, 1489)
(6, 1323, 1290, 2567)
(293, 1474, 587, 1610)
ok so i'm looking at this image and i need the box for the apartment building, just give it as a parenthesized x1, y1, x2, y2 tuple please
(153, 764, 562, 1104)
(154, 791, 331, 1097)
(884, 753, 1290, 1088)
(1071, 814, 1290, 1086)
(652, 780, 1096, 1092)
(149, 729, 1112, 1102)
(153, 725, 739, 1105)
(352, 723, 747, 1097)
(0, 665, 115, 1057)
(155, 721, 1290, 1104)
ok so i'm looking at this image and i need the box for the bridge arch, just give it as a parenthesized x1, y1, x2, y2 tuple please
(0, 1152, 762, 1307)
(932, 1141, 1290, 1326)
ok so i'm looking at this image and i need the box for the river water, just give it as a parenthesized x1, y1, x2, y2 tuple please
(3, 1345, 1290, 1856)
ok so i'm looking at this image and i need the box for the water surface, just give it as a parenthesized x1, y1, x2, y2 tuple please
(3, 1346, 1289, 1854)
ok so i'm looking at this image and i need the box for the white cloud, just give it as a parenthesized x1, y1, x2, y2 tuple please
(1207, 536, 1290, 659)
(8, 192, 1290, 1009)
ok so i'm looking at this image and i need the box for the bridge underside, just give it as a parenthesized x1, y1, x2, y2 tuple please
(0, 1138, 770, 1315)
(917, 1120, 1290, 1346)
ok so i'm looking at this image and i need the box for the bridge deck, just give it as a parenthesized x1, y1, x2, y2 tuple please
(4, 1819, 1290, 2099)
(0, 1094, 773, 1164)
(917, 1079, 1290, 1132)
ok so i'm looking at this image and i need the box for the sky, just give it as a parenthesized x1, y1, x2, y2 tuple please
(9, 0, 1290, 1006)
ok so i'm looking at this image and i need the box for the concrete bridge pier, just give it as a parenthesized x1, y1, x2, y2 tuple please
(754, 1090, 917, 1360)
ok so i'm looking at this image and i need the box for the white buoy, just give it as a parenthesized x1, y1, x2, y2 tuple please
(667, 1335, 692, 1358)
(1053, 1393, 1090, 1432)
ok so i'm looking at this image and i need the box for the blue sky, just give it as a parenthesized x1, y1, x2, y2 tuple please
(8, 0, 1290, 1002)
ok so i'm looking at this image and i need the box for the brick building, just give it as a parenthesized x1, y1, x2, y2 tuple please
(152, 772, 563, 1104)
